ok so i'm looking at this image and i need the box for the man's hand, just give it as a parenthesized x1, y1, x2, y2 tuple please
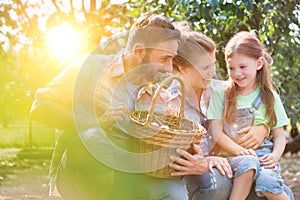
(169, 144, 208, 176)
(98, 103, 129, 130)
(236, 125, 269, 149)
(205, 156, 233, 178)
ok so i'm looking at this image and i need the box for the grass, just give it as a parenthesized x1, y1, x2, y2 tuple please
(0, 121, 55, 198)
(0, 147, 54, 199)
(0, 121, 56, 148)
(0, 122, 298, 199)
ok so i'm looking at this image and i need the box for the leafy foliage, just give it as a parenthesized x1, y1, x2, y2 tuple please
(0, 0, 299, 128)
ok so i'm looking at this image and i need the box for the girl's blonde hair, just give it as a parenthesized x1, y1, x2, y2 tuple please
(224, 31, 277, 127)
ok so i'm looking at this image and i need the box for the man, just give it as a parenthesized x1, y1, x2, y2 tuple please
(31, 13, 187, 200)
(73, 14, 188, 199)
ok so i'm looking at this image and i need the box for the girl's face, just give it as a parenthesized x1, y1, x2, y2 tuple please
(226, 53, 263, 95)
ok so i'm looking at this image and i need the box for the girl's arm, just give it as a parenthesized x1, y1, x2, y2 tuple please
(210, 119, 246, 156)
(271, 127, 286, 161)
(260, 127, 286, 168)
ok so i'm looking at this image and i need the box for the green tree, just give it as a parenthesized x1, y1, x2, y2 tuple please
(1, 0, 299, 129)
(163, 0, 300, 128)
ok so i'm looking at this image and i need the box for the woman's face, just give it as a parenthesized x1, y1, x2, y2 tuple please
(182, 50, 217, 90)
(194, 50, 217, 82)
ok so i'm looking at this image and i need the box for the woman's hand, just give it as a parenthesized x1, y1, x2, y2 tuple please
(169, 144, 208, 176)
(205, 156, 233, 178)
(236, 125, 269, 149)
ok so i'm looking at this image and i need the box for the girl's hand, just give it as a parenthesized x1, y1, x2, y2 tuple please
(259, 153, 278, 171)
(239, 149, 257, 157)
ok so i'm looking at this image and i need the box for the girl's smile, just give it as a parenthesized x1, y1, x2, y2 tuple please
(227, 54, 263, 95)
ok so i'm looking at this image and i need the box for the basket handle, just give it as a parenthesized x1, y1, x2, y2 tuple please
(141, 75, 186, 126)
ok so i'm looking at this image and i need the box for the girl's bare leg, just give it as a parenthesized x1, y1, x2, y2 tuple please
(229, 169, 255, 200)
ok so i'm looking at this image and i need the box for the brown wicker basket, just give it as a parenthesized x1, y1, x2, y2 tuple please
(129, 75, 206, 178)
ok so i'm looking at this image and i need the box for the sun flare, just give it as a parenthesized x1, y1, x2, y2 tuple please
(46, 22, 79, 59)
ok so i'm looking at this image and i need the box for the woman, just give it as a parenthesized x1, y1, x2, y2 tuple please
(169, 25, 293, 199)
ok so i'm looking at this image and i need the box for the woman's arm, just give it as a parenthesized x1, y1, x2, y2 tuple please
(210, 119, 246, 156)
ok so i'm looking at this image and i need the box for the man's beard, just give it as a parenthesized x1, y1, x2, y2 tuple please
(140, 53, 165, 83)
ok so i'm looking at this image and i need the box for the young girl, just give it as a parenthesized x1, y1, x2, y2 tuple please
(207, 31, 291, 200)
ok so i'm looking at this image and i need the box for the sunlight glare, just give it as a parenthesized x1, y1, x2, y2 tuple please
(46, 22, 79, 59)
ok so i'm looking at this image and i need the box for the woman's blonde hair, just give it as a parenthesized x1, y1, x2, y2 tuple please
(224, 31, 277, 127)
(173, 21, 216, 70)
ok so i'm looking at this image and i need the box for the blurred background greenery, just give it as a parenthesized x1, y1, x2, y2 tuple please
(0, 0, 299, 147)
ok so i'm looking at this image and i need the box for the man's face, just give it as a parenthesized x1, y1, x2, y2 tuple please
(140, 40, 178, 82)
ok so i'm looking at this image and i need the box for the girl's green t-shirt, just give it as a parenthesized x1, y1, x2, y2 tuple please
(207, 87, 289, 129)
